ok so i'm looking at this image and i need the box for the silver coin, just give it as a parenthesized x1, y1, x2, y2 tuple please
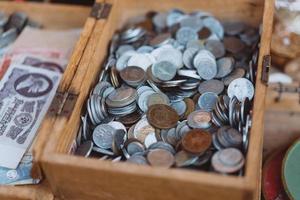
(127, 53, 154, 71)
(126, 141, 145, 156)
(93, 81, 112, 96)
(194, 50, 217, 80)
(198, 92, 218, 111)
(153, 46, 183, 69)
(137, 45, 154, 53)
(178, 69, 201, 80)
(116, 51, 136, 71)
(138, 89, 156, 112)
(216, 57, 235, 78)
(186, 40, 205, 50)
(152, 61, 177, 81)
(152, 12, 167, 30)
(179, 15, 203, 31)
(148, 141, 176, 155)
(166, 128, 178, 147)
(198, 79, 224, 95)
(92, 146, 114, 156)
(187, 110, 212, 129)
(166, 9, 184, 27)
(116, 45, 135, 58)
(183, 48, 199, 69)
(227, 78, 254, 101)
(203, 17, 224, 39)
(92, 124, 116, 149)
(171, 100, 187, 117)
(176, 27, 199, 46)
(144, 132, 158, 148)
(127, 155, 148, 165)
(147, 92, 170, 107)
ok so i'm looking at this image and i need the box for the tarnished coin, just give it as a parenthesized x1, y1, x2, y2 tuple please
(223, 21, 245, 36)
(92, 124, 116, 149)
(176, 27, 199, 45)
(198, 79, 224, 95)
(147, 104, 179, 129)
(175, 150, 199, 167)
(193, 50, 217, 80)
(127, 155, 148, 165)
(205, 40, 225, 58)
(134, 118, 155, 143)
(183, 98, 195, 119)
(147, 93, 170, 107)
(224, 36, 246, 54)
(152, 61, 177, 81)
(106, 86, 137, 108)
(187, 110, 212, 129)
(198, 27, 212, 40)
(182, 129, 212, 154)
(147, 149, 175, 168)
(118, 110, 141, 126)
(212, 148, 245, 173)
(227, 78, 255, 101)
(198, 92, 218, 111)
(216, 57, 235, 78)
(149, 32, 172, 47)
(120, 66, 146, 87)
(75, 141, 93, 157)
(222, 68, 246, 86)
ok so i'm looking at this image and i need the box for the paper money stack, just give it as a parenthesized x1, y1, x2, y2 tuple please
(0, 12, 81, 185)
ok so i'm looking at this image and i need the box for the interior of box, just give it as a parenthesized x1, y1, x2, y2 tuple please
(43, 0, 272, 197)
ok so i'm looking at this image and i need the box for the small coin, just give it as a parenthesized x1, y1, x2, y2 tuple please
(212, 148, 245, 174)
(147, 104, 179, 129)
(222, 68, 246, 86)
(126, 140, 145, 156)
(198, 92, 218, 111)
(134, 118, 155, 143)
(127, 53, 154, 71)
(92, 124, 116, 149)
(224, 36, 246, 54)
(187, 110, 212, 129)
(127, 155, 148, 165)
(144, 132, 158, 148)
(194, 50, 217, 80)
(147, 93, 170, 107)
(198, 79, 224, 95)
(227, 78, 254, 101)
(175, 150, 199, 167)
(176, 27, 199, 45)
(182, 98, 195, 119)
(182, 129, 212, 154)
(171, 100, 187, 117)
(75, 141, 93, 157)
(180, 15, 203, 31)
(152, 61, 177, 81)
(120, 66, 146, 87)
(205, 40, 225, 58)
(183, 48, 199, 69)
(216, 57, 235, 78)
(147, 149, 175, 168)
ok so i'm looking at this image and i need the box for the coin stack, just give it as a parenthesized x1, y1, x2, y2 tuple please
(75, 9, 259, 175)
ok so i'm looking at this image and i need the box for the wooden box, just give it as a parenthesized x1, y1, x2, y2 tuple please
(41, 0, 275, 199)
(0, 2, 91, 200)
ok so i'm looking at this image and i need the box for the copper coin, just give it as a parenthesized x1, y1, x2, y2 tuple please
(120, 66, 146, 83)
(181, 129, 212, 154)
(224, 36, 246, 54)
(147, 149, 175, 168)
(198, 27, 211, 40)
(147, 104, 179, 129)
(149, 32, 172, 47)
(118, 110, 142, 126)
(183, 98, 195, 119)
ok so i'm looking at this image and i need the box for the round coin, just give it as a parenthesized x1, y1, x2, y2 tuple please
(216, 57, 235, 78)
(205, 40, 225, 58)
(176, 27, 199, 45)
(147, 92, 170, 107)
(92, 124, 116, 149)
(224, 36, 246, 54)
(212, 148, 245, 174)
(152, 61, 177, 81)
(227, 78, 254, 101)
(120, 66, 146, 87)
(147, 104, 179, 129)
(182, 129, 212, 154)
(147, 149, 175, 168)
(187, 110, 212, 129)
(194, 50, 217, 80)
(198, 79, 224, 95)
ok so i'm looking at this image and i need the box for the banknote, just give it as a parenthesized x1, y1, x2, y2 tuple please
(0, 63, 61, 169)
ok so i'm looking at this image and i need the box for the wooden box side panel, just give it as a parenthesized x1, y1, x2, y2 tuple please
(244, 0, 274, 189)
(43, 154, 252, 200)
(0, 2, 90, 29)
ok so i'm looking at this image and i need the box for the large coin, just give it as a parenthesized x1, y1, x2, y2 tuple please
(147, 104, 179, 129)
(198, 79, 224, 95)
(92, 124, 116, 149)
(193, 50, 217, 80)
(216, 57, 235, 78)
(198, 92, 218, 111)
(187, 110, 212, 129)
(227, 78, 254, 101)
(120, 66, 146, 87)
(182, 129, 212, 154)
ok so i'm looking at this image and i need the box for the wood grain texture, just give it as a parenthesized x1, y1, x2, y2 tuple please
(41, 0, 275, 200)
(0, 2, 90, 29)
(0, 2, 91, 200)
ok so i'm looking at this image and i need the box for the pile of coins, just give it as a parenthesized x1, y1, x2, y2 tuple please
(0, 12, 40, 49)
(75, 9, 260, 175)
